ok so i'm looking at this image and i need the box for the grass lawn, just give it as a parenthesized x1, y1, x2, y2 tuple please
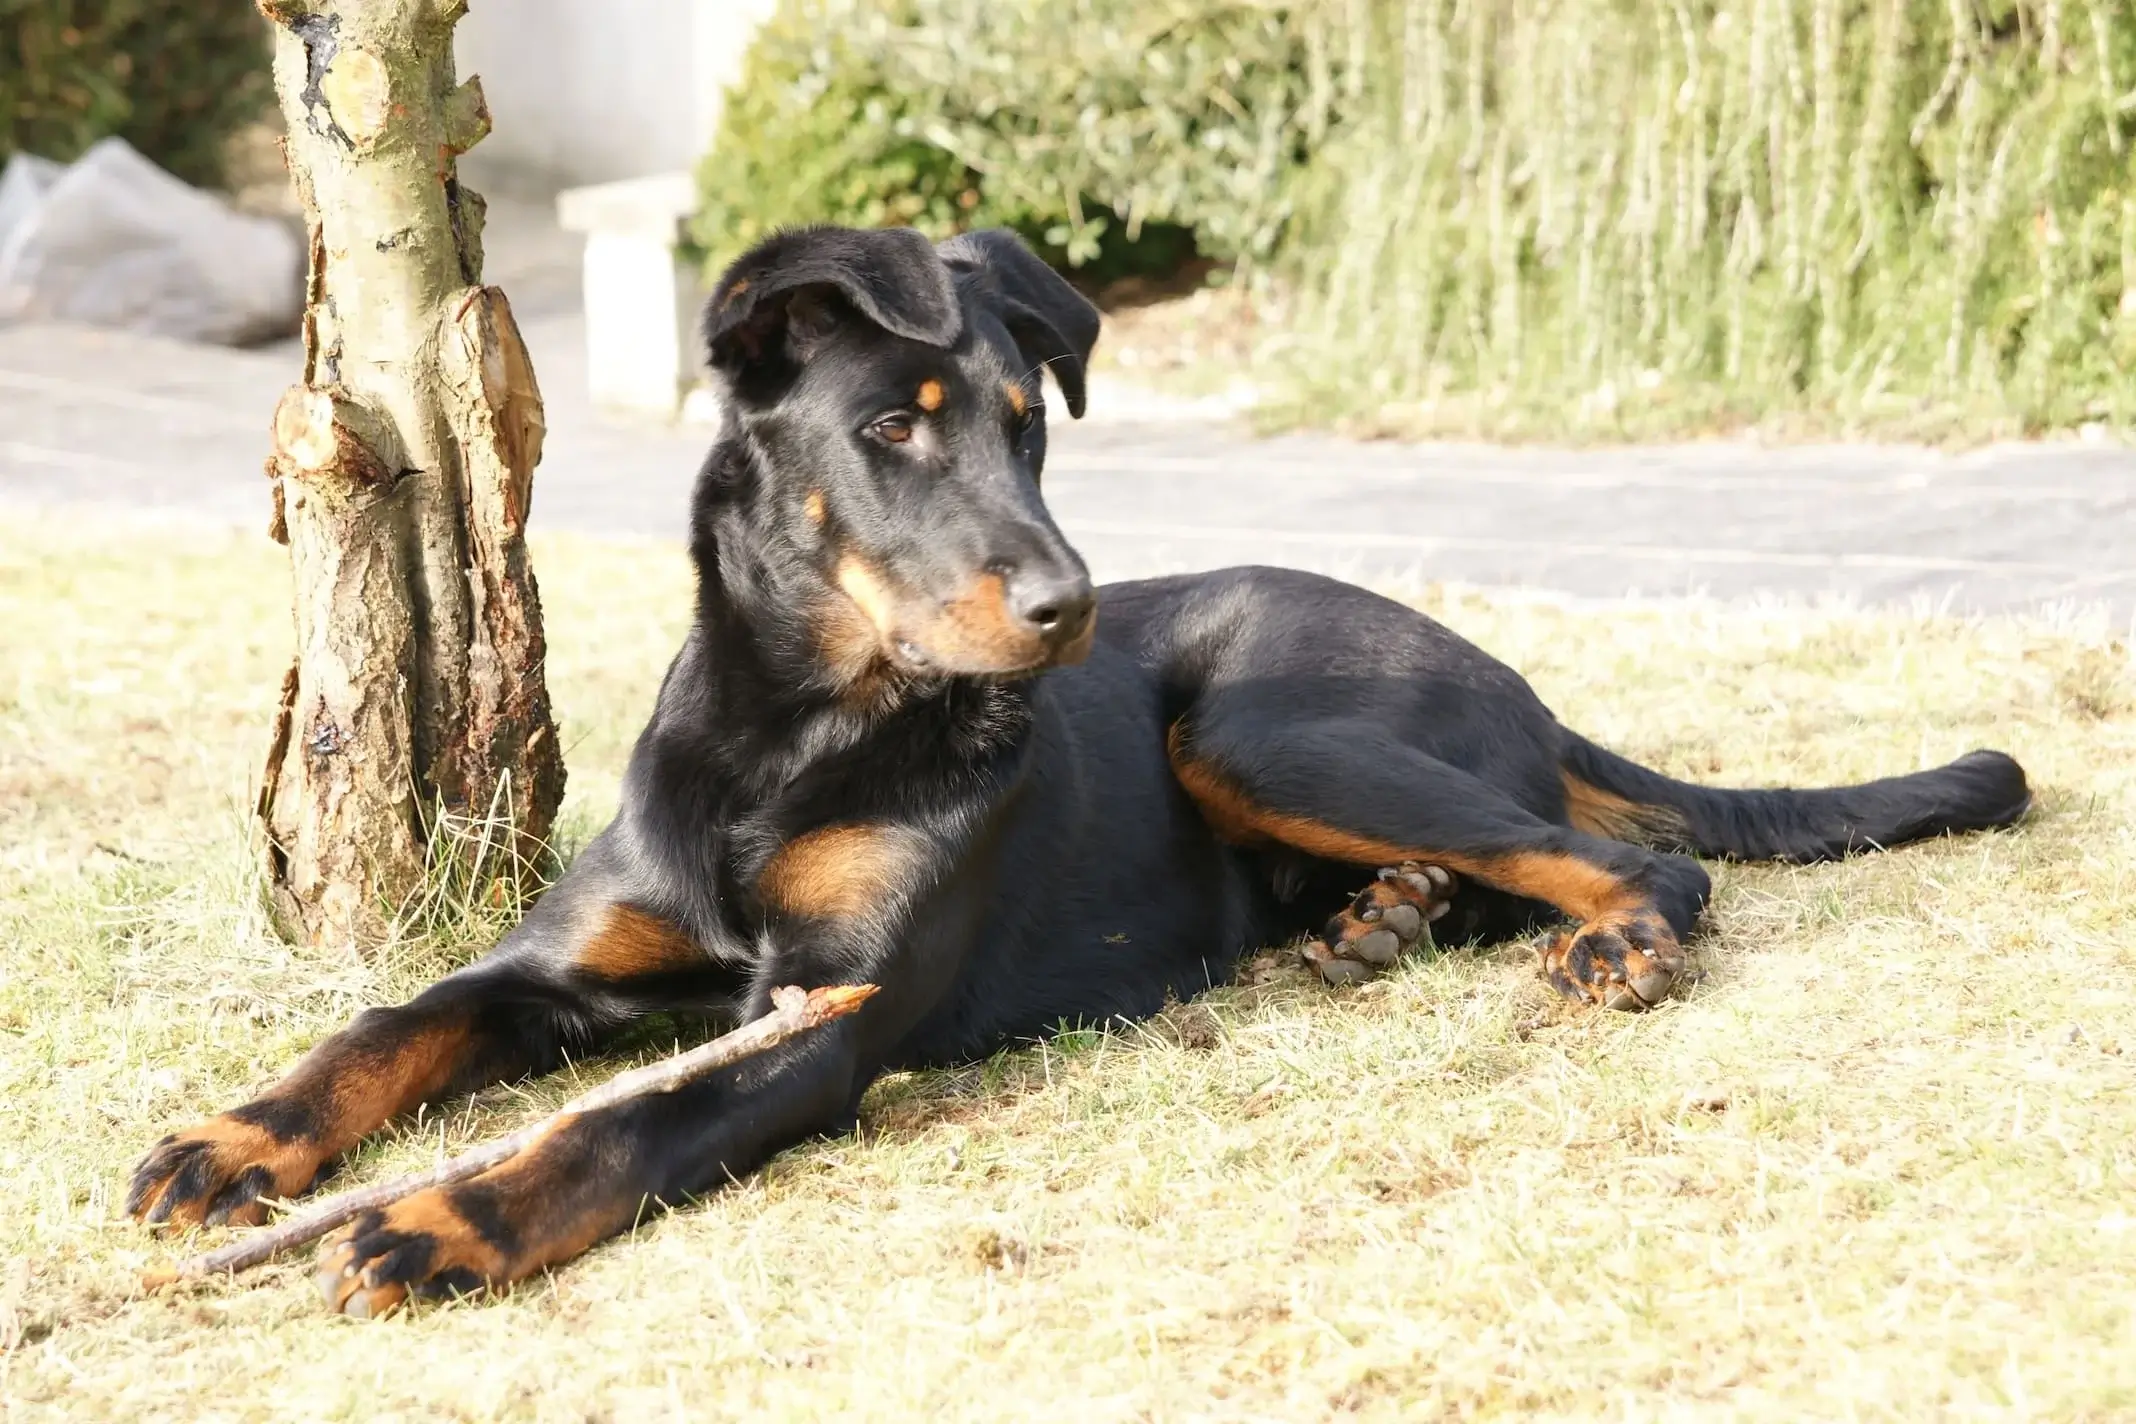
(2, 512, 2133, 1421)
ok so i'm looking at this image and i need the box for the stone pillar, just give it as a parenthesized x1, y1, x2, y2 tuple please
(556, 173, 701, 419)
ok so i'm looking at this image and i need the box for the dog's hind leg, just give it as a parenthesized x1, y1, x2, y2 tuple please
(1167, 712, 1713, 1010)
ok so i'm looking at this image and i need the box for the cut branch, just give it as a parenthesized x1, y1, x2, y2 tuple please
(142, 985, 879, 1289)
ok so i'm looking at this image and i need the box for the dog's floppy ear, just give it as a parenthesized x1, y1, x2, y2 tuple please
(703, 226, 962, 373)
(938, 229, 1101, 418)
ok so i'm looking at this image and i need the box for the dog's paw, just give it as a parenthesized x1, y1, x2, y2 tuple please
(1306, 863, 1455, 986)
(1538, 908, 1686, 1011)
(126, 1113, 321, 1229)
(315, 1189, 509, 1319)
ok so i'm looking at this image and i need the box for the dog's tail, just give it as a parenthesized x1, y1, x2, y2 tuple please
(1556, 732, 2031, 862)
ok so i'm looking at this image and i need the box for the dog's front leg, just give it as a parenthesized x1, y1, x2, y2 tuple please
(127, 836, 741, 1231)
(313, 1004, 866, 1318)
(309, 807, 973, 1317)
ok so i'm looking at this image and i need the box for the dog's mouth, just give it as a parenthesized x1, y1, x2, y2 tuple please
(887, 628, 1090, 680)
(838, 555, 1091, 680)
(888, 623, 1091, 679)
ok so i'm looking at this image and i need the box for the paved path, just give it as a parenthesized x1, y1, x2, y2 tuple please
(5, 298, 2133, 624)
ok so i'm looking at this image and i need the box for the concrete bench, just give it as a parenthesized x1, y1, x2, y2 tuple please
(556, 172, 702, 420)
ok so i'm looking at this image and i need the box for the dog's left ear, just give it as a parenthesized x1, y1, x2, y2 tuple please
(703, 225, 963, 374)
(938, 230, 1101, 418)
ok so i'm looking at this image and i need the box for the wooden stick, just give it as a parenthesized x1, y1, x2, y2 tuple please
(142, 983, 877, 1290)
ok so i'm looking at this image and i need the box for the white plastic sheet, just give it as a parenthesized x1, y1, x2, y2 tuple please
(0, 138, 303, 346)
(0, 152, 62, 253)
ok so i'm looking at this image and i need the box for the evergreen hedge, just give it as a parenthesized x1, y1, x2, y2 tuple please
(2, 1, 273, 189)
(703, 0, 2136, 435)
(690, 0, 1310, 280)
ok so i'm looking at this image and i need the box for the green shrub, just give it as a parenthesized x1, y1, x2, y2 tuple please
(691, 6, 1005, 268)
(692, 0, 1320, 281)
(2, 1, 273, 189)
(704, 0, 2136, 436)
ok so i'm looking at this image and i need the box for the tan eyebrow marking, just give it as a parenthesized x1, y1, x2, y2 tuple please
(916, 379, 945, 411)
(1003, 380, 1028, 416)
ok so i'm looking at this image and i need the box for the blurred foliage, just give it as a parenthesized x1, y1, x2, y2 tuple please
(710, 0, 2136, 434)
(691, 0, 1314, 281)
(1, 0, 273, 188)
(1285, 0, 2136, 436)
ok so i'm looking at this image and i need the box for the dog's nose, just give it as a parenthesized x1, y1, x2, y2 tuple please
(1005, 565, 1095, 650)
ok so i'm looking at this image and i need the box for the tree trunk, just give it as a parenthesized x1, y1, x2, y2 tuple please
(255, 0, 565, 952)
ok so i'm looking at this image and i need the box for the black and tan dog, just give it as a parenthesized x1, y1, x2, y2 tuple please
(128, 226, 2031, 1316)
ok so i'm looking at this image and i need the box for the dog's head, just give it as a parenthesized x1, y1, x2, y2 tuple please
(701, 225, 1100, 681)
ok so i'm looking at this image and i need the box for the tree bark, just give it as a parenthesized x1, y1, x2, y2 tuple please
(255, 0, 565, 952)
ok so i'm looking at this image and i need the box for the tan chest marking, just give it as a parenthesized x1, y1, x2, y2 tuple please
(572, 904, 706, 980)
(759, 823, 929, 919)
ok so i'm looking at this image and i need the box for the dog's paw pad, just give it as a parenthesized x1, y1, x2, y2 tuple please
(1538, 909, 1686, 1011)
(1307, 863, 1456, 987)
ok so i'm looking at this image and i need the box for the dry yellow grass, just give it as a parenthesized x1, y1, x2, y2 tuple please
(2, 513, 2133, 1421)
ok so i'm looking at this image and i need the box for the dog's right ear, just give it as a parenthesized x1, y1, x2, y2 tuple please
(936, 229, 1101, 418)
(702, 226, 963, 378)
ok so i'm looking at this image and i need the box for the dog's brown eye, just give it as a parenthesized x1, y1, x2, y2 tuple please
(871, 415, 914, 445)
